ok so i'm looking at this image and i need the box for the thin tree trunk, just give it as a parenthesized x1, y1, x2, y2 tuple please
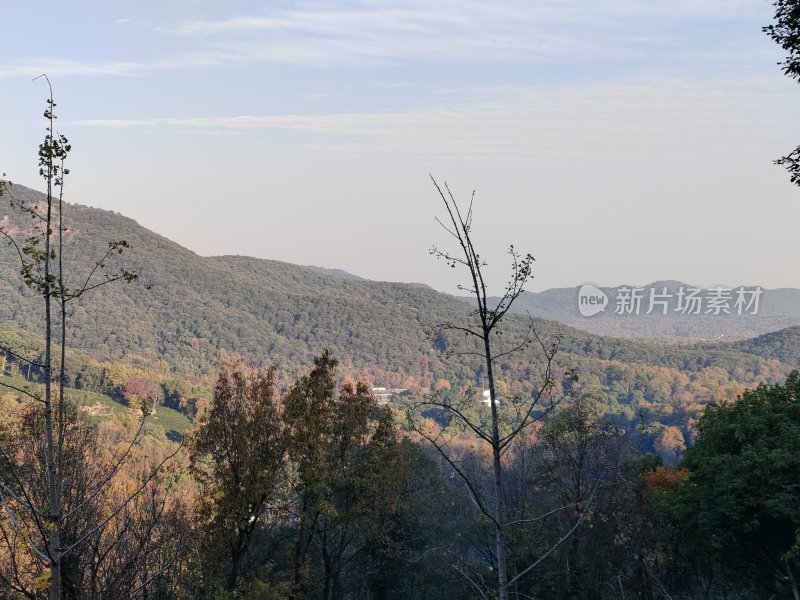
(293, 498, 307, 595)
(56, 162, 68, 600)
(43, 134, 63, 600)
(227, 537, 243, 592)
(293, 503, 318, 598)
(322, 539, 332, 600)
(485, 334, 509, 600)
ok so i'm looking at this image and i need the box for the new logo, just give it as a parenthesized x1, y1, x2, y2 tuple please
(578, 284, 608, 317)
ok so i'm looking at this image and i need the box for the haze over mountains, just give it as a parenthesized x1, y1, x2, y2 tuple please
(495, 283, 800, 341)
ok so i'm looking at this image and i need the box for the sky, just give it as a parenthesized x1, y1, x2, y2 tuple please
(1, 0, 799, 294)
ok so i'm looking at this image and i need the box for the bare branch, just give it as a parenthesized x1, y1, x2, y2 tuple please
(433, 217, 461, 243)
(503, 501, 577, 528)
(0, 380, 46, 404)
(498, 330, 570, 451)
(415, 396, 493, 445)
(0, 488, 49, 563)
(505, 474, 604, 589)
(410, 420, 498, 529)
(61, 441, 183, 557)
(418, 546, 489, 600)
(1, 184, 47, 224)
(0, 521, 41, 599)
(125, 546, 181, 599)
(0, 480, 43, 517)
(0, 344, 44, 368)
(490, 324, 533, 364)
(64, 243, 137, 302)
(62, 415, 148, 520)
(434, 322, 483, 340)
(453, 564, 491, 600)
(429, 176, 485, 315)
(0, 229, 28, 267)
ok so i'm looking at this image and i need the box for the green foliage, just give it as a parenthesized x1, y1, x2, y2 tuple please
(764, 0, 800, 185)
(1, 187, 791, 395)
(191, 361, 288, 593)
(731, 326, 800, 367)
(283, 351, 412, 596)
(765, 0, 800, 82)
(0, 373, 190, 443)
(2, 186, 794, 455)
(664, 372, 800, 596)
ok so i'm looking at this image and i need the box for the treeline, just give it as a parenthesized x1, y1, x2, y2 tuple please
(2, 353, 796, 598)
(0, 317, 793, 460)
(0, 324, 209, 419)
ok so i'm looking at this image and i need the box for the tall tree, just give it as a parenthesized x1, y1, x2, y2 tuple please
(283, 351, 421, 600)
(190, 361, 288, 594)
(764, 0, 800, 186)
(0, 79, 173, 599)
(410, 177, 580, 600)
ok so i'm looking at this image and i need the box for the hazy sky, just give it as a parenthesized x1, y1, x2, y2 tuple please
(1, 0, 799, 294)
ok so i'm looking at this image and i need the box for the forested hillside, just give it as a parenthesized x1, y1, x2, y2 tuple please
(0, 184, 797, 441)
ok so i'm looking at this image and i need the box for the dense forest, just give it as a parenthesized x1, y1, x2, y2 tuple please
(2, 346, 798, 598)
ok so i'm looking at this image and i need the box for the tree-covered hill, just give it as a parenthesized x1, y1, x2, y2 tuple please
(1, 184, 797, 439)
(727, 326, 800, 367)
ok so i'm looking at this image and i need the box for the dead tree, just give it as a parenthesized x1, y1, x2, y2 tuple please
(409, 176, 594, 600)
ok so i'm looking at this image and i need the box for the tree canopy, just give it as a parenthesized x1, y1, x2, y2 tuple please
(764, 0, 800, 186)
(666, 371, 800, 597)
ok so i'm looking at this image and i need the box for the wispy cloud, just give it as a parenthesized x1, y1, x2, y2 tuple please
(70, 76, 795, 160)
(0, 51, 248, 80)
(163, 5, 611, 66)
(1, 0, 773, 79)
(155, 0, 772, 67)
(169, 0, 765, 37)
(0, 58, 144, 79)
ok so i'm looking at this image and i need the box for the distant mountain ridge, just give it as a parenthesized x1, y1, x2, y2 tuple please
(1, 185, 541, 381)
(489, 281, 800, 341)
(305, 266, 365, 281)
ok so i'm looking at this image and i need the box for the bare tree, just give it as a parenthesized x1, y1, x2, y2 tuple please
(408, 176, 587, 600)
(0, 78, 179, 599)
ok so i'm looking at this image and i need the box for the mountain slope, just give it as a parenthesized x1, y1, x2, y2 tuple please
(1, 184, 531, 380)
(727, 327, 800, 367)
(0, 185, 796, 437)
